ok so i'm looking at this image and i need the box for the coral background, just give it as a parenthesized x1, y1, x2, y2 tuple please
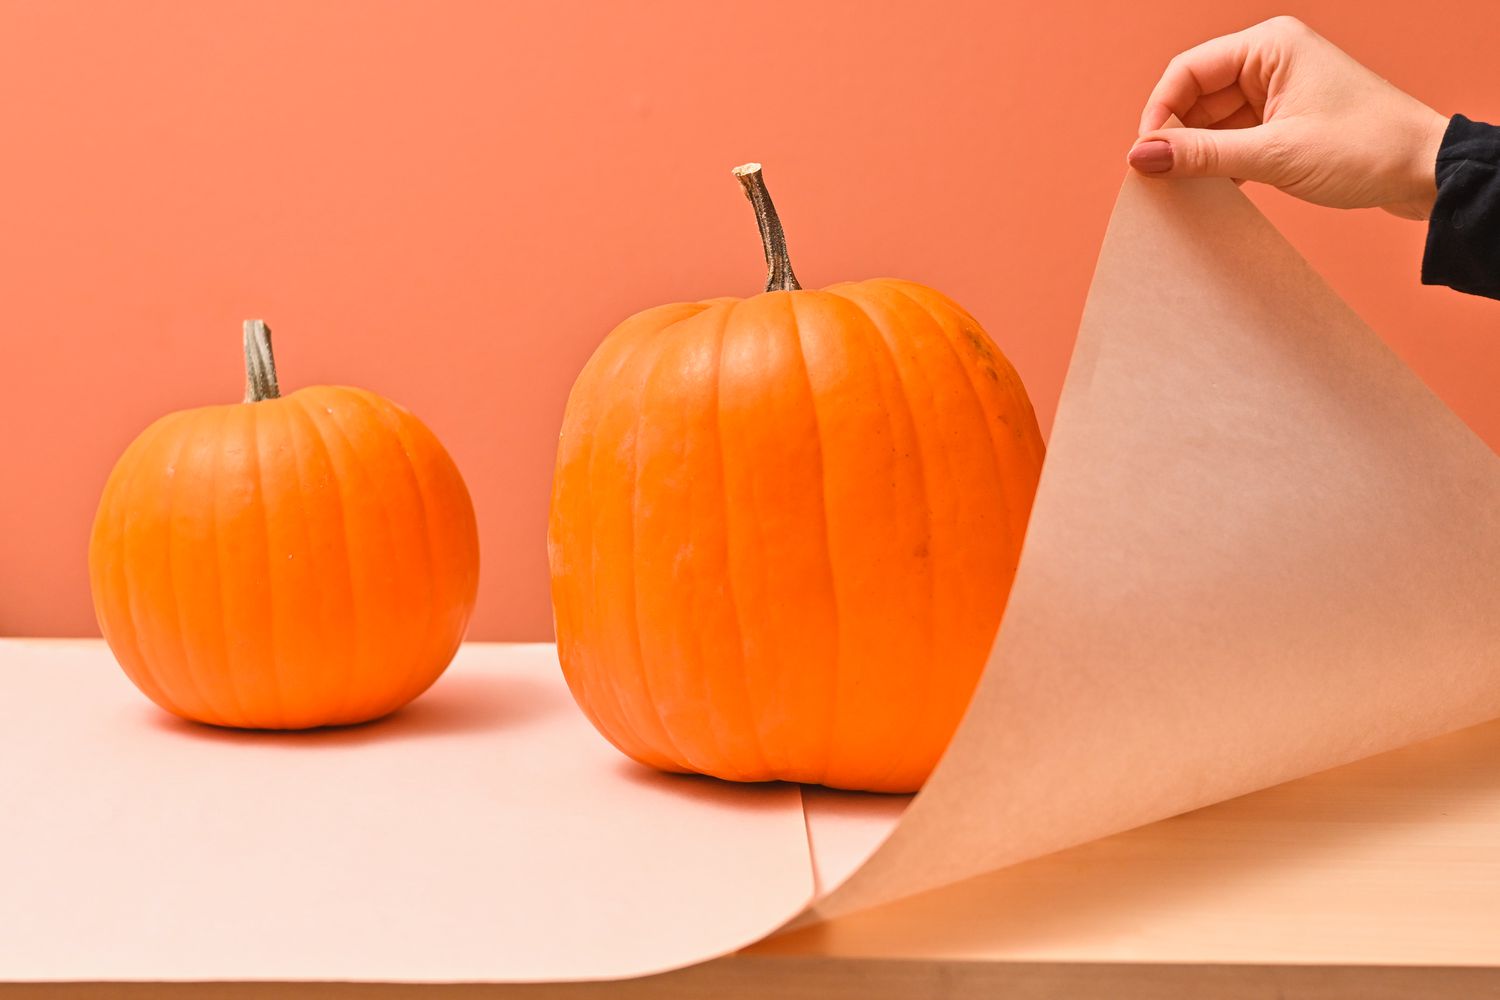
(3, 0, 1496, 638)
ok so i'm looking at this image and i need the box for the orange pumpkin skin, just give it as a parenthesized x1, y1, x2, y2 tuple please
(89, 381, 480, 729)
(548, 277, 1045, 792)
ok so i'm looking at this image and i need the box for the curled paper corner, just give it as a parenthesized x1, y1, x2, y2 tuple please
(783, 168, 1500, 928)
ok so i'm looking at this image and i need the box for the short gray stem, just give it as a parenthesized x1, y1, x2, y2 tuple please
(732, 162, 801, 292)
(243, 320, 280, 402)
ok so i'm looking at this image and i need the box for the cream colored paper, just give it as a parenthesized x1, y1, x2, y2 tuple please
(801, 788, 911, 895)
(766, 715, 1500, 968)
(0, 640, 812, 982)
(806, 170, 1500, 921)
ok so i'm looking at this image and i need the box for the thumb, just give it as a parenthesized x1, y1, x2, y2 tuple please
(1129, 125, 1287, 184)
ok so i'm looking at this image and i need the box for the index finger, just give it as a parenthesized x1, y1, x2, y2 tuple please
(1139, 31, 1255, 134)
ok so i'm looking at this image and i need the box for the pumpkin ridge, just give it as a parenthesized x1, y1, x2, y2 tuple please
(558, 415, 647, 767)
(625, 324, 714, 774)
(720, 298, 825, 780)
(550, 395, 626, 757)
(605, 302, 735, 768)
(581, 319, 695, 769)
(93, 426, 146, 707)
(115, 420, 194, 718)
(702, 305, 780, 779)
(162, 409, 237, 725)
(882, 304, 1008, 564)
(785, 292, 846, 786)
(886, 281, 1037, 548)
(653, 305, 753, 777)
(340, 389, 439, 715)
(887, 280, 1039, 427)
(272, 395, 330, 725)
(714, 305, 771, 777)
(876, 280, 1018, 788)
(291, 392, 369, 727)
(570, 316, 705, 768)
(945, 290, 1042, 542)
(245, 400, 290, 728)
(99, 427, 155, 708)
(709, 299, 776, 780)
(155, 416, 220, 723)
(282, 392, 360, 726)
(395, 405, 477, 704)
(213, 404, 268, 726)
(390, 410, 466, 709)
(882, 281, 1013, 527)
(191, 406, 238, 725)
(322, 389, 419, 725)
(312, 392, 403, 724)
(819, 285, 940, 790)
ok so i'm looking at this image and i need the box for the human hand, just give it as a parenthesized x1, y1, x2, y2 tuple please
(1128, 16, 1449, 220)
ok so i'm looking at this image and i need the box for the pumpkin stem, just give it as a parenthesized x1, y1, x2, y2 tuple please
(732, 163, 801, 292)
(242, 320, 281, 403)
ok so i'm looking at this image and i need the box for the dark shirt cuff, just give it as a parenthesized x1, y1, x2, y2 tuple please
(1421, 114, 1500, 300)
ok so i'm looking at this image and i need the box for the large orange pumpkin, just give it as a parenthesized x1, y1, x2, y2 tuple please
(548, 165, 1045, 792)
(89, 321, 480, 729)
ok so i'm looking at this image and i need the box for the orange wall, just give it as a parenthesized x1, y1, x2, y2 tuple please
(3, 0, 1497, 639)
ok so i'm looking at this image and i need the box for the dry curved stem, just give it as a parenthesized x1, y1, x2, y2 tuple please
(733, 163, 801, 292)
(243, 319, 280, 402)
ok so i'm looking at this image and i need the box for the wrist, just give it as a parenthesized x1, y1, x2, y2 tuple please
(1404, 110, 1450, 220)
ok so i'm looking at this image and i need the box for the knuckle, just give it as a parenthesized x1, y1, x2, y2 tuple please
(1264, 14, 1308, 35)
(1181, 137, 1219, 175)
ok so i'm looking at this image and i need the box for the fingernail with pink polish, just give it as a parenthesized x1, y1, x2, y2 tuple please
(1128, 140, 1173, 174)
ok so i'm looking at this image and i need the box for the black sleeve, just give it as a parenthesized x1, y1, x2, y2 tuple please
(1421, 114, 1500, 300)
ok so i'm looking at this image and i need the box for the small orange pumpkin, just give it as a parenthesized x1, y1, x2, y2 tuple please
(89, 321, 480, 729)
(548, 165, 1045, 792)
